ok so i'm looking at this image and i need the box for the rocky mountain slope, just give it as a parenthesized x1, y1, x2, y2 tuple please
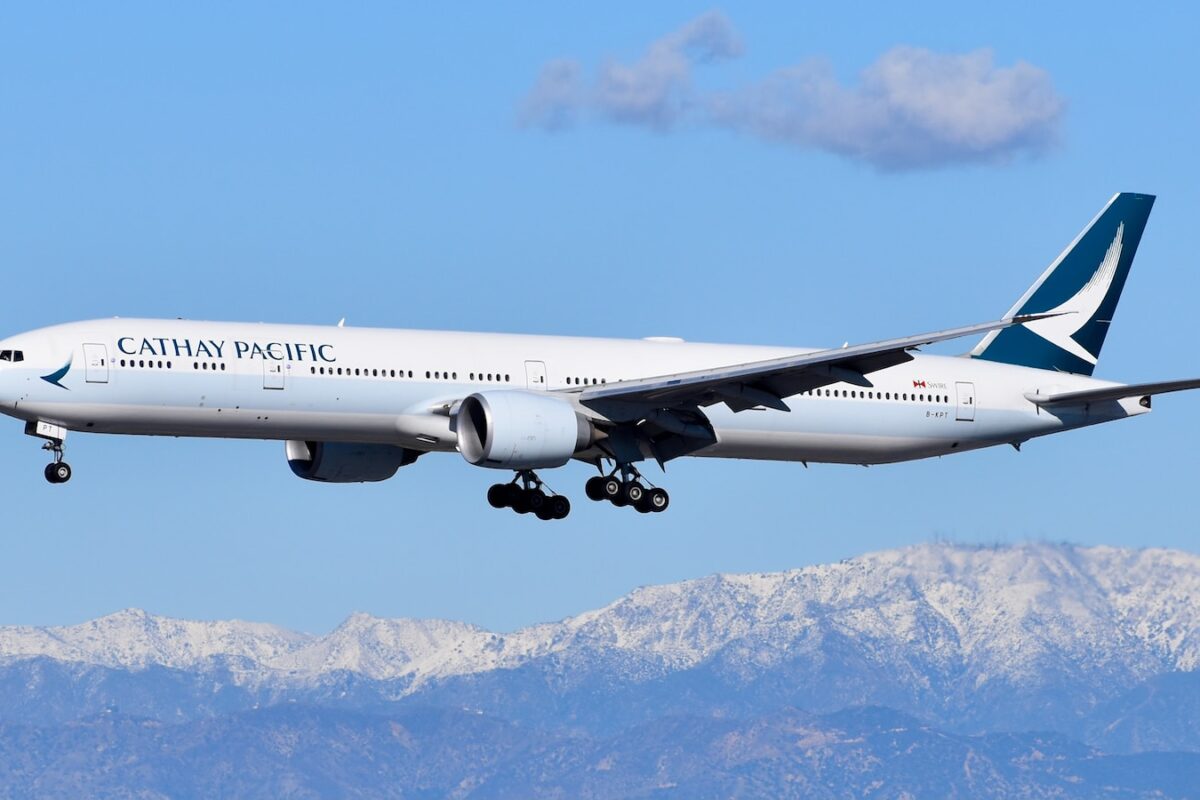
(3, 705, 1196, 800)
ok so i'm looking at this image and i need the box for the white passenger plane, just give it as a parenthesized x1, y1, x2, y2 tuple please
(1, 193, 1197, 519)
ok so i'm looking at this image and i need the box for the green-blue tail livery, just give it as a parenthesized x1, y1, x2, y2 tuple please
(971, 193, 1155, 376)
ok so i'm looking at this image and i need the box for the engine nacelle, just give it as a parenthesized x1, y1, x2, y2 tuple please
(285, 440, 420, 483)
(456, 391, 591, 470)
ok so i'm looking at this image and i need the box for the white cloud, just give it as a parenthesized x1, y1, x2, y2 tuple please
(710, 47, 1063, 169)
(521, 15, 1064, 170)
(521, 11, 741, 130)
(521, 59, 585, 130)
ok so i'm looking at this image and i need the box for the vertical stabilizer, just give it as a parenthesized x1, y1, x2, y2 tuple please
(971, 193, 1155, 375)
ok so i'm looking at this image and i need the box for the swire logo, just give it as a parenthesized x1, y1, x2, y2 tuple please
(912, 380, 927, 388)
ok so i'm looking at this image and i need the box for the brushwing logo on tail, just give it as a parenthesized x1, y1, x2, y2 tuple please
(1020, 223, 1124, 366)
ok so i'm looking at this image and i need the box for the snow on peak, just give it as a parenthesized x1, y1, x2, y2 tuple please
(0, 543, 1197, 691)
(0, 608, 308, 671)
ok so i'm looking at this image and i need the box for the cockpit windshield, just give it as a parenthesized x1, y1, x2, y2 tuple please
(0, 350, 24, 362)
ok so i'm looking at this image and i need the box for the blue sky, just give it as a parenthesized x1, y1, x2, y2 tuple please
(1, 3, 1198, 633)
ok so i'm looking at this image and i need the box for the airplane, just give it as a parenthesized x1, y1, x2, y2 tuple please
(1, 192, 1197, 520)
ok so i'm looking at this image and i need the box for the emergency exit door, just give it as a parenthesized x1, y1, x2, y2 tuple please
(83, 343, 109, 384)
(956, 381, 976, 421)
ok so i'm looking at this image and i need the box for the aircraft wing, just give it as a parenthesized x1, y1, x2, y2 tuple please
(577, 315, 1049, 421)
(1024, 378, 1200, 408)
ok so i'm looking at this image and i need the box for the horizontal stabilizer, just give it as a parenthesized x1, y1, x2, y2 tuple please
(1025, 378, 1200, 407)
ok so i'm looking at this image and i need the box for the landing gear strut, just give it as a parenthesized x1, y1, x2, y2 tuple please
(585, 463, 669, 514)
(487, 470, 571, 521)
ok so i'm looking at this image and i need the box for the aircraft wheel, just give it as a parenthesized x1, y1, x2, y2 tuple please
(602, 477, 624, 505)
(512, 489, 533, 514)
(635, 495, 654, 513)
(622, 482, 645, 506)
(527, 489, 548, 515)
(647, 488, 669, 512)
(487, 484, 511, 508)
(549, 495, 571, 520)
(585, 476, 606, 502)
(45, 462, 71, 484)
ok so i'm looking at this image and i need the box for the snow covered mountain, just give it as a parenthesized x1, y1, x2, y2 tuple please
(2, 541, 1199, 753)
(3, 542, 1198, 691)
(3, 541, 1200, 797)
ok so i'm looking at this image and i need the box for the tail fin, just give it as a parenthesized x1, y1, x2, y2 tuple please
(970, 192, 1155, 375)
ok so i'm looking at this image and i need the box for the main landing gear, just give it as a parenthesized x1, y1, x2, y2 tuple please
(487, 470, 571, 521)
(487, 463, 670, 520)
(42, 441, 72, 484)
(585, 465, 669, 514)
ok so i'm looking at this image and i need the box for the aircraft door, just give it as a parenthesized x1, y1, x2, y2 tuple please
(263, 361, 285, 390)
(524, 360, 547, 390)
(83, 343, 109, 384)
(955, 381, 976, 421)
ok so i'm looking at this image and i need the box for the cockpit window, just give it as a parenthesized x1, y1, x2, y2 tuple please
(0, 351, 25, 362)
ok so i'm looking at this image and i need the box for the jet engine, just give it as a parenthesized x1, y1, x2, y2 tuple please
(456, 390, 592, 469)
(285, 440, 420, 483)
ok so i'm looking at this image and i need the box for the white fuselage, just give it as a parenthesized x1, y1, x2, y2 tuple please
(0, 318, 1146, 467)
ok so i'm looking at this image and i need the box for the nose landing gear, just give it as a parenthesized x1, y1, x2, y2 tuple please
(42, 441, 72, 484)
(487, 470, 571, 521)
(44, 461, 72, 484)
(25, 421, 73, 484)
(585, 464, 669, 514)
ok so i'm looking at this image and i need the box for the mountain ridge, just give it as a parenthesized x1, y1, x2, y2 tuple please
(3, 542, 1198, 694)
(3, 540, 1200, 796)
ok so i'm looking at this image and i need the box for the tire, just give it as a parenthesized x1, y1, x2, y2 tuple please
(602, 478, 622, 500)
(622, 482, 645, 505)
(550, 495, 571, 520)
(527, 489, 548, 514)
(647, 488, 669, 512)
(535, 505, 556, 521)
(585, 476, 606, 502)
(55, 463, 72, 483)
(634, 495, 653, 513)
(487, 484, 510, 508)
(44, 463, 61, 484)
(512, 489, 532, 514)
